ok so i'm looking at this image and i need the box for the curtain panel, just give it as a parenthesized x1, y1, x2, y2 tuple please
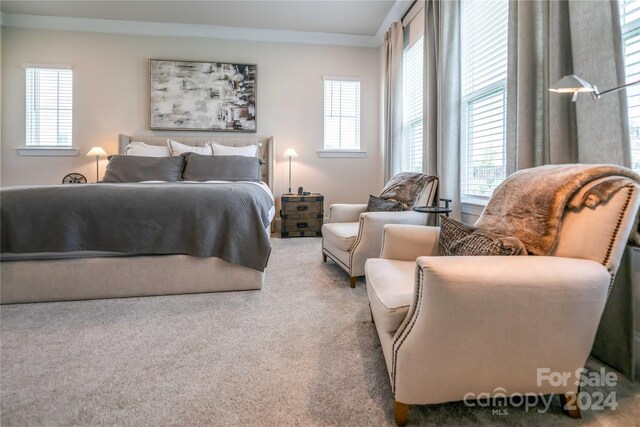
(506, 0, 630, 173)
(423, 0, 462, 219)
(383, 22, 404, 182)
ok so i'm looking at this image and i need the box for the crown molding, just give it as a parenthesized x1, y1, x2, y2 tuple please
(373, 0, 413, 45)
(0, 12, 384, 48)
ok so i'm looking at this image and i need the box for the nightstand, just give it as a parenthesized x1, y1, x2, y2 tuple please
(280, 193, 324, 238)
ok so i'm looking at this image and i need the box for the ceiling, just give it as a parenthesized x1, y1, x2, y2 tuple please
(0, 0, 403, 37)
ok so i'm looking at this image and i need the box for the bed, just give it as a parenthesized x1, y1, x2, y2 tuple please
(0, 134, 275, 304)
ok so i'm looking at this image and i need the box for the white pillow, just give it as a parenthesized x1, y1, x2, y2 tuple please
(209, 142, 261, 157)
(168, 139, 213, 156)
(124, 141, 170, 157)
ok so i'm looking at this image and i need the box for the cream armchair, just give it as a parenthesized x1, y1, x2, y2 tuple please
(322, 179, 438, 288)
(366, 179, 640, 425)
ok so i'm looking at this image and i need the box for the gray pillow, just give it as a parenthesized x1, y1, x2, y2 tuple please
(102, 155, 185, 183)
(439, 216, 527, 256)
(183, 154, 261, 182)
(366, 195, 403, 212)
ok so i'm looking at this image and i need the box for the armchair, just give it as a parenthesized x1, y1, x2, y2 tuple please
(322, 177, 438, 288)
(366, 177, 640, 425)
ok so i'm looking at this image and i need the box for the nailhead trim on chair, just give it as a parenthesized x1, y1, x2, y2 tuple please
(602, 186, 634, 272)
(391, 266, 425, 395)
(347, 215, 367, 277)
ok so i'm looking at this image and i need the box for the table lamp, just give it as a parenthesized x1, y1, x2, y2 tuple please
(283, 148, 298, 194)
(87, 147, 108, 182)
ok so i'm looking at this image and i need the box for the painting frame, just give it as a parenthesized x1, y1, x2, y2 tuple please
(149, 59, 257, 132)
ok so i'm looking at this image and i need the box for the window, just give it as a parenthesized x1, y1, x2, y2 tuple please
(620, 0, 640, 172)
(401, 36, 424, 173)
(25, 66, 73, 146)
(323, 78, 360, 150)
(460, 0, 509, 198)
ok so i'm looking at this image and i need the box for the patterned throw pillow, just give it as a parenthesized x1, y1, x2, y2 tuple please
(439, 216, 527, 256)
(366, 195, 403, 212)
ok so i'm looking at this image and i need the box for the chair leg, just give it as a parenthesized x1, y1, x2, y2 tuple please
(394, 401, 409, 426)
(349, 276, 357, 288)
(559, 393, 581, 418)
(322, 253, 327, 262)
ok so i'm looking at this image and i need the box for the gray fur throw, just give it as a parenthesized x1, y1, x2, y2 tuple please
(379, 173, 437, 209)
(475, 164, 640, 255)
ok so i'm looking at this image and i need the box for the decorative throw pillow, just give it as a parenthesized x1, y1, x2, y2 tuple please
(209, 142, 261, 157)
(102, 155, 185, 183)
(439, 216, 527, 256)
(124, 141, 171, 157)
(182, 154, 261, 182)
(379, 173, 437, 209)
(366, 195, 403, 212)
(168, 139, 213, 156)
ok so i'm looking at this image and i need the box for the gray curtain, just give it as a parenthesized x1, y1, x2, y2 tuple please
(506, 0, 577, 174)
(569, 0, 630, 167)
(423, 0, 461, 219)
(506, 0, 630, 173)
(383, 22, 404, 182)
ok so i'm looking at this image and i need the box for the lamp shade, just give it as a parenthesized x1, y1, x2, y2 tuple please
(548, 74, 596, 93)
(86, 147, 108, 157)
(283, 148, 298, 158)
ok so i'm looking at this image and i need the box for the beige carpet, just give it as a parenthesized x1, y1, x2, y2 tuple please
(1, 237, 639, 426)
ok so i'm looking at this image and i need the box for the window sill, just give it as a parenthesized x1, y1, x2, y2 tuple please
(461, 195, 488, 216)
(16, 147, 79, 157)
(317, 150, 367, 158)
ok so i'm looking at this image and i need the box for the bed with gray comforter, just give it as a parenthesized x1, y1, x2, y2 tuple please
(1, 182, 274, 272)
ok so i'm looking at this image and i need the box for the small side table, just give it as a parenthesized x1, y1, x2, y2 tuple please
(280, 193, 324, 238)
(412, 198, 452, 225)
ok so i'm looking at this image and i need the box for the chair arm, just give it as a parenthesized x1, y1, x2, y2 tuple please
(380, 224, 440, 261)
(391, 255, 611, 403)
(349, 210, 428, 277)
(327, 204, 368, 223)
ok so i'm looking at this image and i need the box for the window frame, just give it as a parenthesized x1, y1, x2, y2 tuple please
(619, 0, 640, 172)
(21, 63, 77, 156)
(319, 76, 364, 157)
(459, 0, 509, 202)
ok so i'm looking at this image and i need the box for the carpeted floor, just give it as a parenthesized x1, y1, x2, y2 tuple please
(1, 237, 639, 426)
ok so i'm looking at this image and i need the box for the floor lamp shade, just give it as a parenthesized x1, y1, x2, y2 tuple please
(284, 149, 298, 194)
(87, 147, 108, 182)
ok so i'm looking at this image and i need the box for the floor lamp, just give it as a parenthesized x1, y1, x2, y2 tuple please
(283, 148, 298, 194)
(87, 147, 108, 182)
(549, 74, 640, 101)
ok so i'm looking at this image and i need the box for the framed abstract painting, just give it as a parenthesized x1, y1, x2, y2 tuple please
(149, 59, 257, 132)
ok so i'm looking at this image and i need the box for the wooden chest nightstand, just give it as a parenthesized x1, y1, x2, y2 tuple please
(280, 193, 324, 238)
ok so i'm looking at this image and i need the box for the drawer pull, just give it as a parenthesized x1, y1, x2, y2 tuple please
(296, 205, 309, 211)
(296, 222, 309, 228)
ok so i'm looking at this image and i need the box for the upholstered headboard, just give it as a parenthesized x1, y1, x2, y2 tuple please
(118, 134, 275, 188)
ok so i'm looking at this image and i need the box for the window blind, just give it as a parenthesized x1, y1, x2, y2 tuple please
(323, 79, 360, 150)
(26, 68, 73, 146)
(620, 0, 640, 172)
(461, 0, 509, 198)
(401, 36, 424, 173)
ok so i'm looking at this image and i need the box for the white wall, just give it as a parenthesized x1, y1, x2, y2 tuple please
(1, 27, 383, 209)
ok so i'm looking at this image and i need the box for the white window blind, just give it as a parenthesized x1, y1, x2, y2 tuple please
(620, 0, 640, 172)
(401, 36, 424, 173)
(26, 67, 73, 147)
(323, 78, 360, 150)
(461, 0, 509, 198)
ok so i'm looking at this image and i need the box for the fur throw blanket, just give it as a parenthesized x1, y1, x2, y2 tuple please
(475, 164, 640, 255)
(379, 173, 438, 209)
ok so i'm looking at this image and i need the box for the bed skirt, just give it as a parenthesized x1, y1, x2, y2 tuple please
(1, 255, 263, 304)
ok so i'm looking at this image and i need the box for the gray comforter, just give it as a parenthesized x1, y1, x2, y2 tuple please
(0, 182, 274, 271)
